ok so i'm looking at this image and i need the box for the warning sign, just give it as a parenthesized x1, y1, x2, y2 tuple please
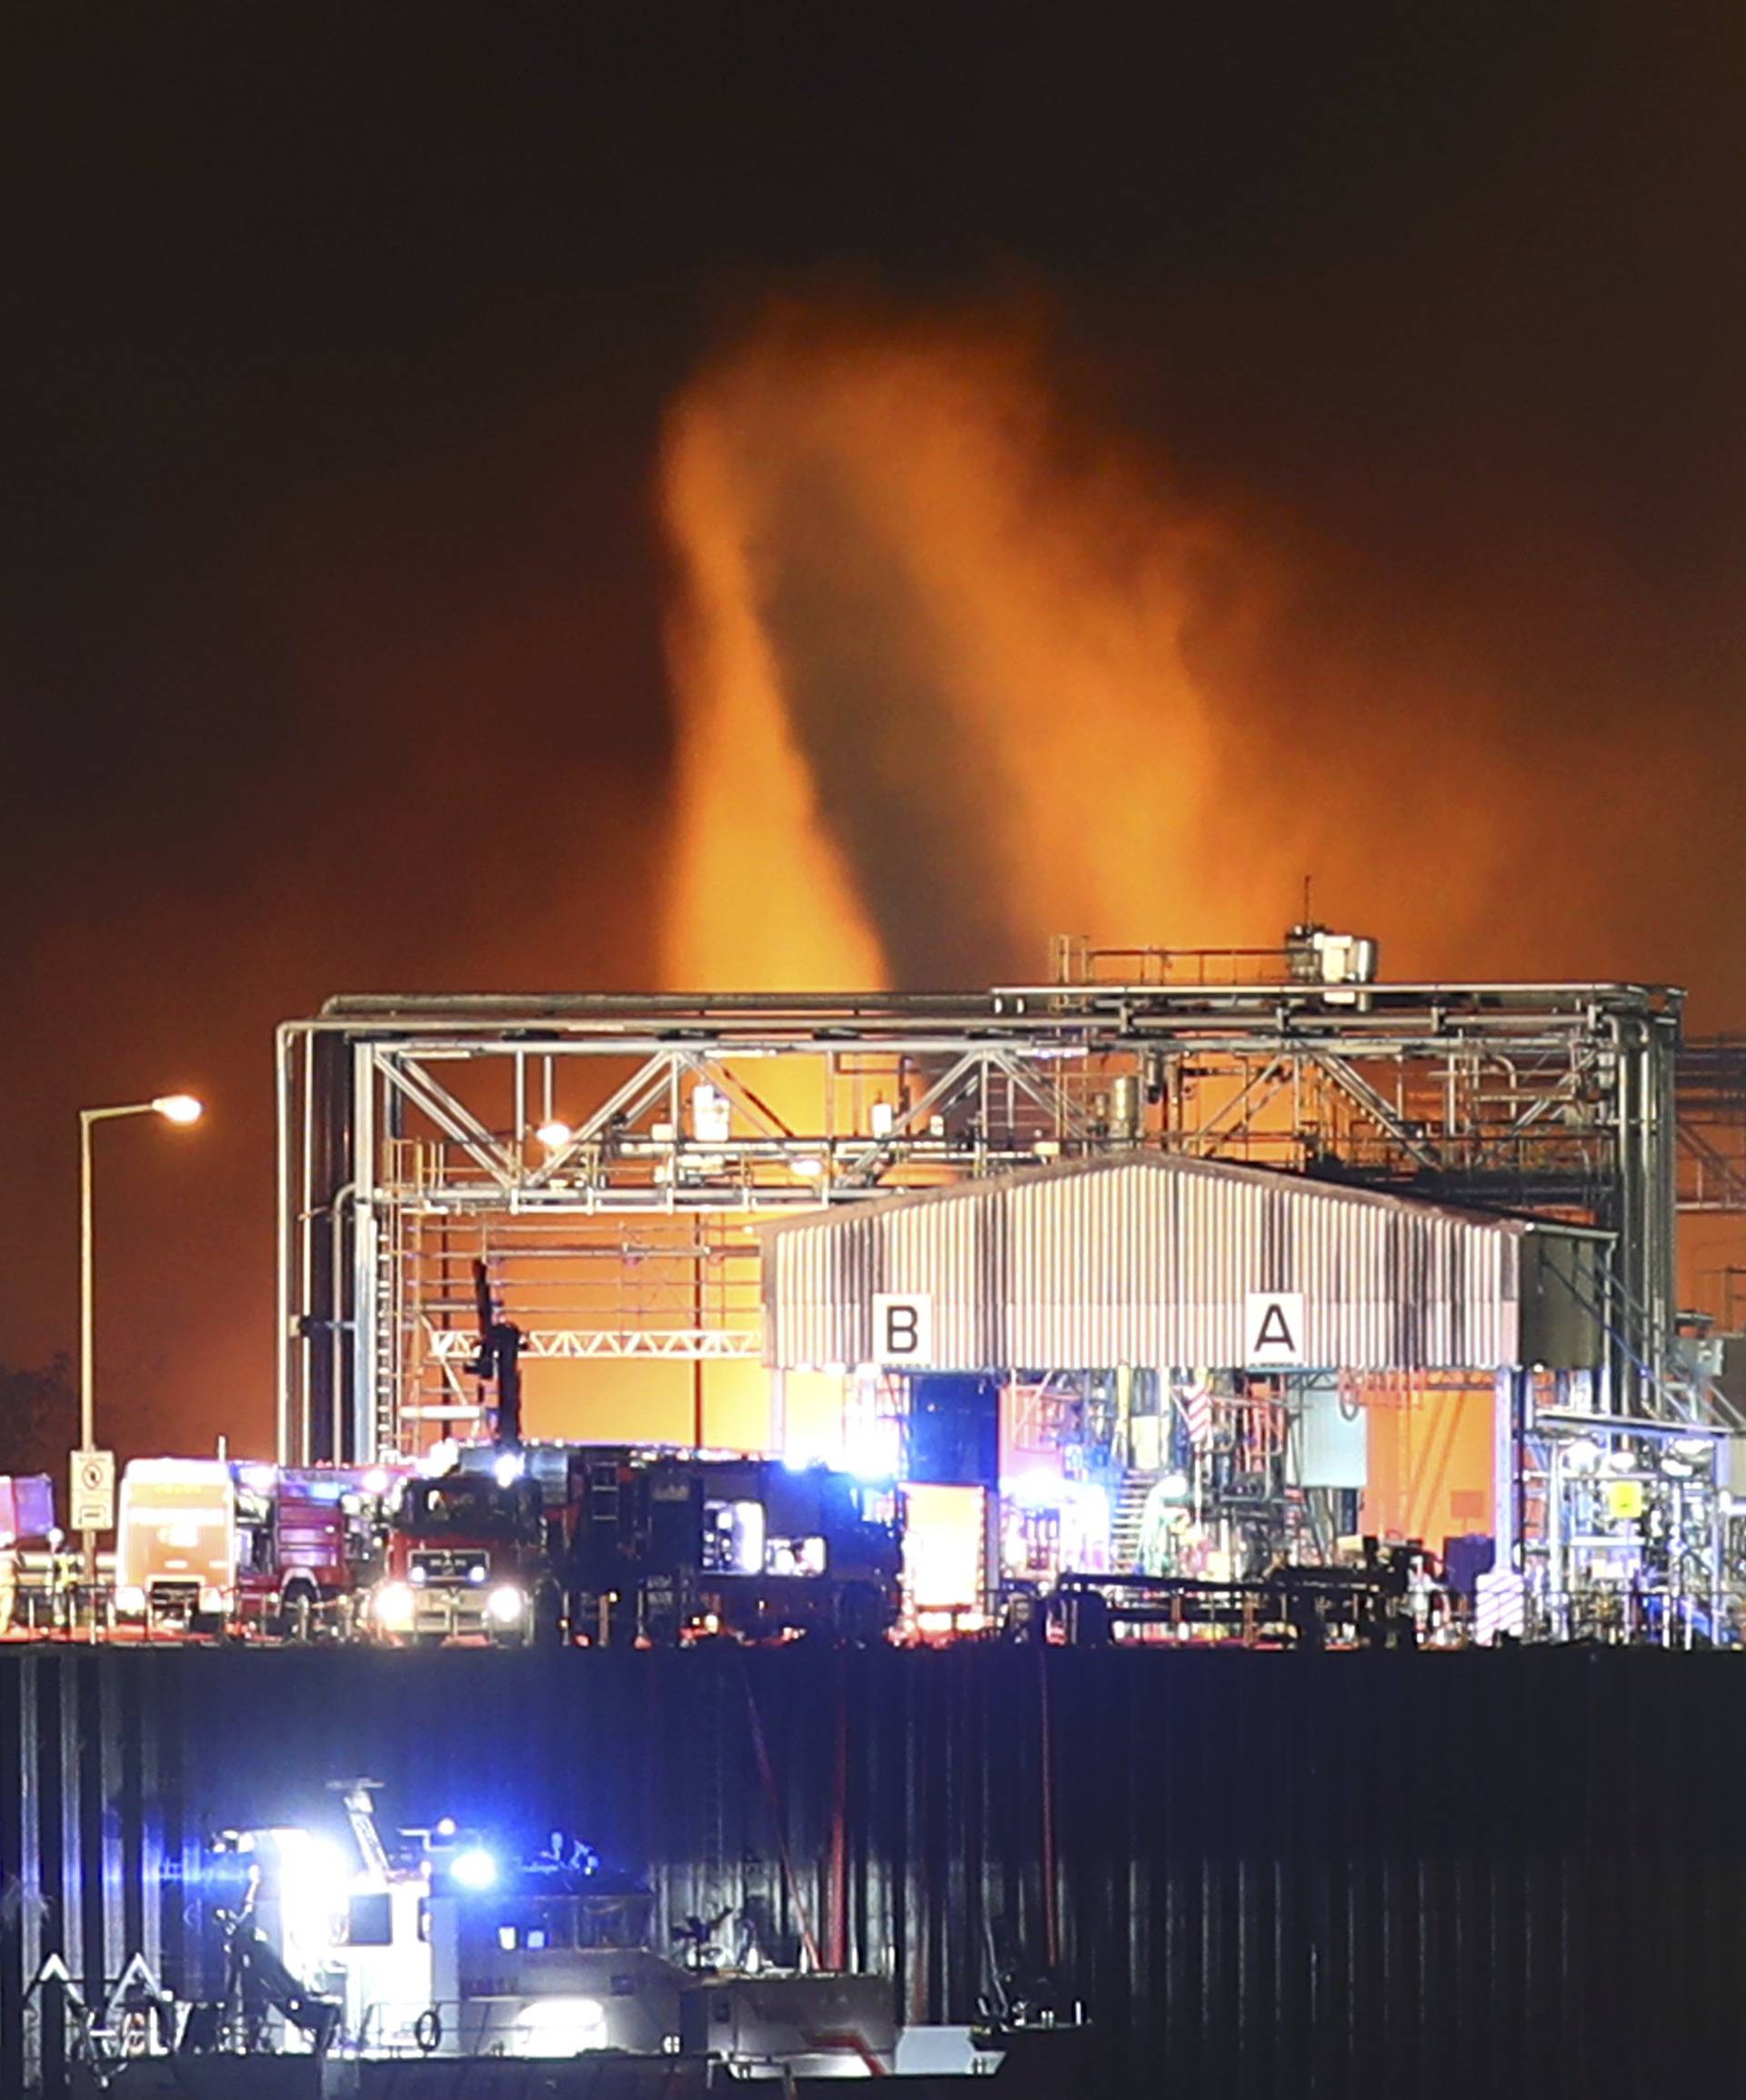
(70, 1449, 115, 1532)
(1244, 1291, 1306, 1368)
(872, 1293, 933, 1366)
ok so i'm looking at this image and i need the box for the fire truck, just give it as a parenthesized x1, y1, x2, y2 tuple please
(115, 1459, 396, 1635)
(366, 1442, 900, 1647)
(366, 1464, 567, 1646)
(558, 1448, 901, 1646)
(233, 1465, 402, 1637)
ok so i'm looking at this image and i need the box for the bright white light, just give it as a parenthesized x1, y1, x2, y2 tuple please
(363, 1467, 390, 1498)
(435, 1816, 457, 1838)
(269, 1828, 353, 1975)
(842, 1416, 901, 1482)
(450, 1845, 497, 1892)
(493, 1452, 524, 1488)
(421, 1438, 459, 1477)
(1159, 1472, 1191, 1502)
(513, 1994, 607, 2055)
(1563, 1438, 1601, 1474)
(274, 1828, 351, 1910)
(536, 1120, 573, 1150)
(115, 1584, 146, 1614)
(790, 1156, 824, 1180)
(374, 1582, 416, 1631)
(487, 1583, 526, 1626)
(151, 1093, 204, 1125)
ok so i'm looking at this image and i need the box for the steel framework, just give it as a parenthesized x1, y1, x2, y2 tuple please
(277, 972, 1689, 1465)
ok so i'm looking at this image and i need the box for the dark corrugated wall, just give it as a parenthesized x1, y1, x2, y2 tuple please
(4, 1645, 1745, 2096)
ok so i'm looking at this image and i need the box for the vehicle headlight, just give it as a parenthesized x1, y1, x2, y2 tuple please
(486, 1584, 526, 1626)
(199, 1587, 226, 1613)
(514, 1996, 606, 2052)
(375, 1583, 416, 1631)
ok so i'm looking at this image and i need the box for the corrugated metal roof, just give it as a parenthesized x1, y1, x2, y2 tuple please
(759, 1153, 1599, 1372)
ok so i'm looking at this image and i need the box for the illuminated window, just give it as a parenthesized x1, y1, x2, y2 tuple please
(701, 1501, 765, 1575)
(764, 1535, 828, 1576)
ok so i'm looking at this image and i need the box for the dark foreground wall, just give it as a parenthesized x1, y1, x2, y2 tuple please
(4, 1643, 1745, 2097)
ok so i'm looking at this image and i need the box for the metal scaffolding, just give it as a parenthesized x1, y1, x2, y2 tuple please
(277, 970, 1686, 1466)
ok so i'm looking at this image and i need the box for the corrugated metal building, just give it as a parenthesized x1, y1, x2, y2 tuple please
(760, 1154, 1605, 1373)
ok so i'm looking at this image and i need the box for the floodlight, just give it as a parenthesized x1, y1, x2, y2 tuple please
(450, 1845, 498, 1892)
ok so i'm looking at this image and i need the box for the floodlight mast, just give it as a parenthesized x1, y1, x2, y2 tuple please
(77, 1095, 204, 1599)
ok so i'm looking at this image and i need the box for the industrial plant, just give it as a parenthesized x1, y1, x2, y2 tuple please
(7, 928, 1746, 2094)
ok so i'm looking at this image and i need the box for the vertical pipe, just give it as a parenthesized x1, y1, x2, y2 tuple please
(298, 1029, 316, 1467)
(349, 1043, 378, 1465)
(829, 1653, 849, 1972)
(275, 1027, 292, 1466)
(1547, 1439, 1564, 1640)
(692, 1232, 706, 1449)
(1039, 1649, 1059, 1970)
(1492, 1367, 1516, 1573)
(78, 1112, 95, 1600)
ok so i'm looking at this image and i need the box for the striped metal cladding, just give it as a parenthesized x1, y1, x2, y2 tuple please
(761, 1154, 1597, 1372)
(2, 1645, 1742, 2100)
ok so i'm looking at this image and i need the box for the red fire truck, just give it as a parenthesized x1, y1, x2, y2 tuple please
(234, 1464, 403, 1638)
(115, 1459, 398, 1636)
(560, 1448, 901, 1646)
(365, 1441, 901, 1648)
(365, 1463, 567, 1646)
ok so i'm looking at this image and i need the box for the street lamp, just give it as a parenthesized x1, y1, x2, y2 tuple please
(77, 1094, 205, 1594)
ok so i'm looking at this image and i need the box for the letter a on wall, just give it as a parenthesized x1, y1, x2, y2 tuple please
(1245, 1291, 1307, 1368)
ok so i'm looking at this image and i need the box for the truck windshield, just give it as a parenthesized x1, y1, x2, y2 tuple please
(396, 1479, 523, 1538)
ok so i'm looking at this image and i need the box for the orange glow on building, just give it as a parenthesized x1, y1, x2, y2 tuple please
(1357, 1374, 1496, 1550)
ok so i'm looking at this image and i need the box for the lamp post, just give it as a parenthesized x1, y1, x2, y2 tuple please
(77, 1094, 204, 1603)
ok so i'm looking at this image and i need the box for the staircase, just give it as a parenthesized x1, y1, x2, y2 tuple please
(1110, 1471, 1154, 1573)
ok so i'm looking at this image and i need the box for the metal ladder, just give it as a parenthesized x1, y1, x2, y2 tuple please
(1110, 1471, 1154, 1572)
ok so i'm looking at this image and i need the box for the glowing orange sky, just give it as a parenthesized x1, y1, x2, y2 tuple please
(656, 304, 1526, 990)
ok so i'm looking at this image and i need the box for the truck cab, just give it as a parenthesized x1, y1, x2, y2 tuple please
(115, 1457, 235, 1630)
(369, 1468, 560, 1644)
(234, 1466, 396, 1638)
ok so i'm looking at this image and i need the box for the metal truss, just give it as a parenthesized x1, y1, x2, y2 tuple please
(424, 1328, 762, 1361)
(277, 979, 1684, 1464)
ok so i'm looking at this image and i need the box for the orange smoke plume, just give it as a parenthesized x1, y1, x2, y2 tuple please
(657, 304, 1263, 989)
(656, 298, 1576, 992)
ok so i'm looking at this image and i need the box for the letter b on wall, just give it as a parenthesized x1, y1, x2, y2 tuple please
(872, 1293, 934, 1365)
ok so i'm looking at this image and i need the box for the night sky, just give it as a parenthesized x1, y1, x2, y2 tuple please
(5, 5, 1745, 1458)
